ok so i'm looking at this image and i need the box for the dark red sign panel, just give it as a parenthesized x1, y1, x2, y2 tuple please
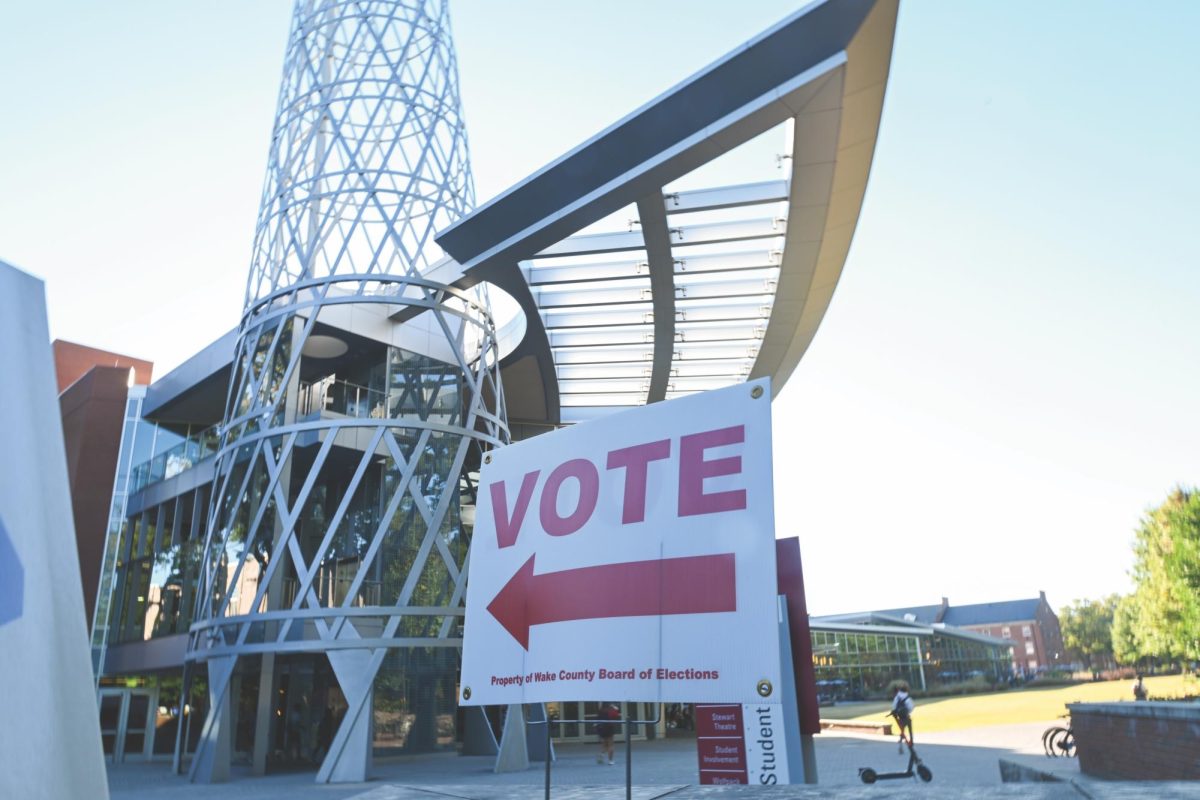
(695, 704, 747, 784)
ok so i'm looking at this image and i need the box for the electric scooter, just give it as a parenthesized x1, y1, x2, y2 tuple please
(858, 712, 933, 784)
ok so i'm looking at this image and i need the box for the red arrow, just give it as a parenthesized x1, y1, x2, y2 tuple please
(486, 553, 736, 649)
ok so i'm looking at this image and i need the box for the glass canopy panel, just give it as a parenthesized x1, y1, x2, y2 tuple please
(676, 323, 766, 343)
(667, 203, 789, 230)
(675, 298, 772, 323)
(673, 249, 780, 276)
(535, 279, 651, 307)
(559, 393, 643, 407)
(552, 345, 655, 365)
(670, 218, 785, 248)
(672, 341, 759, 360)
(666, 376, 742, 393)
(669, 358, 756, 378)
(526, 258, 647, 285)
(559, 378, 647, 395)
(547, 327, 653, 348)
(541, 304, 652, 329)
(557, 363, 652, 381)
(662, 389, 706, 401)
(526, 122, 801, 420)
(675, 276, 778, 302)
(561, 406, 626, 424)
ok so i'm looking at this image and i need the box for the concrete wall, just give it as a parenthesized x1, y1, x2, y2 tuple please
(1069, 701, 1200, 780)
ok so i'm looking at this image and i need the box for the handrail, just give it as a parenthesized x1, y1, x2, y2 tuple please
(129, 422, 221, 494)
(298, 374, 461, 421)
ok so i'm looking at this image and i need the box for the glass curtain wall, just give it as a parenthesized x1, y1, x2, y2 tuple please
(811, 627, 1013, 700)
(811, 629, 923, 701)
(108, 483, 210, 644)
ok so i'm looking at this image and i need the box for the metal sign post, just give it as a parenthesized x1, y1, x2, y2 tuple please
(527, 705, 661, 800)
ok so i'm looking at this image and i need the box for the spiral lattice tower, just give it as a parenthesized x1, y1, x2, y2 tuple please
(185, 0, 506, 783)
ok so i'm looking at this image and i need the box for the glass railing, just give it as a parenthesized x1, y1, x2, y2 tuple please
(299, 376, 391, 419)
(299, 376, 460, 421)
(129, 423, 221, 494)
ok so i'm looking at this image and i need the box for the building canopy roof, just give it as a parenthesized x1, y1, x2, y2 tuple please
(810, 613, 1015, 648)
(943, 599, 1044, 627)
(133, 0, 900, 433)
(817, 593, 1051, 638)
(434, 0, 899, 424)
(863, 604, 946, 624)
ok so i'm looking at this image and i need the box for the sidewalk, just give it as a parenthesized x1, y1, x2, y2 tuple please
(107, 723, 1199, 800)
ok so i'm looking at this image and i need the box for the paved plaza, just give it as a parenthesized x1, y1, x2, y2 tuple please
(106, 721, 1200, 800)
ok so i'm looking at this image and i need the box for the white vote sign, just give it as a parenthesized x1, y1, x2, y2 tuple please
(460, 378, 779, 706)
(0, 261, 109, 798)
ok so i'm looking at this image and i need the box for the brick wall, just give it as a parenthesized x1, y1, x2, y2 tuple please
(53, 339, 152, 393)
(1034, 595, 1065, 665)
(1070, 702, 1200, 780)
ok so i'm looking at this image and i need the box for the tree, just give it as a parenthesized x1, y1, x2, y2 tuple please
(1060, 596, 1118, 670)
(1126, 487, 1200, 663)
(1111, 593, 1141, 666)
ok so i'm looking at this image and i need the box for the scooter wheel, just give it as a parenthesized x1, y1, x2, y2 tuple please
(859, 768, 877, 784)
(917, 764, 932, 782)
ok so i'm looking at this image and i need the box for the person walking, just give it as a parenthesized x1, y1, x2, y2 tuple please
(1133, 674, 1148, 701)
(890, 682, 915, 752)
(596, 702, 620, 765)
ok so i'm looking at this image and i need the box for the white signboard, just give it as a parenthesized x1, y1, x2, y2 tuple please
(0, 261, 109, 798)
(460, 378, 779, 706)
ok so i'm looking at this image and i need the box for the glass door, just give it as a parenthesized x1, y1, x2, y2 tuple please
(98, 690, 124, 761)
(97, 688, 158, 762)
(121, 690, 156, 761)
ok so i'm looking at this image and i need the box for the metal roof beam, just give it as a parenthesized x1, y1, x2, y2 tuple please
(637, 194, 676, 404)
(665, 180, 789, 214)
(537, 217, 784, 259)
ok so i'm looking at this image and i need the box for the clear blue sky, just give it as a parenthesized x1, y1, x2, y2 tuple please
(1, 1, 1197, 615)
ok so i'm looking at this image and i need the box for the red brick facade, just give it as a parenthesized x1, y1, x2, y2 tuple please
(1070, 702, 1200, 780)
(54, 341, 153, 625)
(53, 339, 152, 393)
(961, 592, 1065, 674)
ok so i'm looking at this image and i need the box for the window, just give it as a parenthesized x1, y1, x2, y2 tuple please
(1025, 641, 1036, 655)
(1001, 626, 1011, 639)
(1022, 625, 1032, 638)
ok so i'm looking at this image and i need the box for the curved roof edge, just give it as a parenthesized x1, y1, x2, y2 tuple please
(435, 0, 899, 425)
(751, 0, 898, 396)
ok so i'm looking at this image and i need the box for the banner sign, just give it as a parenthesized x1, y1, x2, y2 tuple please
(696, 703, 789, 785)
(460, 378, 779, 706)
(0, 261, 110, 798)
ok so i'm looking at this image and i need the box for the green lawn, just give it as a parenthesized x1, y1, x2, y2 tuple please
(819, 675, 1193, 732)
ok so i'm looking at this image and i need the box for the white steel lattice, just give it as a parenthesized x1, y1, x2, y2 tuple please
(185, 0, 502, 784)
(246, 0, 474, 304)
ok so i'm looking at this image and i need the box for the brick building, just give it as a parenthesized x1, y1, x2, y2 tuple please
(867, 591, 1066, 676)
(54, 341, 153, 624)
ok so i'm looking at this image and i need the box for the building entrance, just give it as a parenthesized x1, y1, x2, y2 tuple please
(265, 654, 346, 773)
(98, 687, 158, 762)
(546, 701, 661, 742)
